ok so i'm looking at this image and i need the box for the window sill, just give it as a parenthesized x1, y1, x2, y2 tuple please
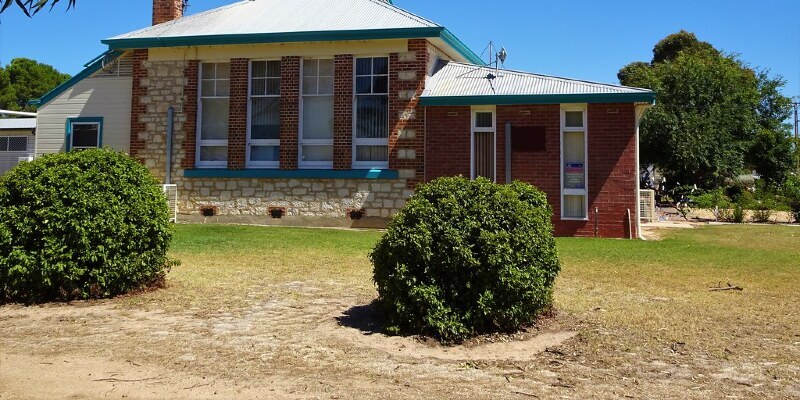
(561, 217, 589, 222)
(183, 168, 399, 179)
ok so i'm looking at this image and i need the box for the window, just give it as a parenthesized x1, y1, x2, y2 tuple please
(66, 117, 103, 151)
(0, 137, 28, 152)
(354, 57, 389, 169)
(197, 62, 230, 167)
(248, 60, 281, 168)
(300, 59, 334, 168)
(561, 105, 588, 220)
(471, 108, 496, 181)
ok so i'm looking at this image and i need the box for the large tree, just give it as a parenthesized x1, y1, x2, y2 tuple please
(0, 0, 74, 16)
(620, 31, 795, 187)
(0, 58, 70, 112)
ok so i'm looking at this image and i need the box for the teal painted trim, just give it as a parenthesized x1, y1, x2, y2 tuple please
(103, 27, 444, 49)
(419, 92, 657, 106)
(440, 29, 484, 65)
(183, 168, 400, 180)
(101, 26, 482, 67)
(65, 117, 104, 151)
(29, 51, 122, 107)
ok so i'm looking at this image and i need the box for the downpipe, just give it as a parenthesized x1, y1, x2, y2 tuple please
(165, 106, 174, 185)
(634, 103, 653, 240)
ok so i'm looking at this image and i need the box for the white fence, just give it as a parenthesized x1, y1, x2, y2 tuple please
(640, 189, 656, 223)
(162, 184, 178, 223)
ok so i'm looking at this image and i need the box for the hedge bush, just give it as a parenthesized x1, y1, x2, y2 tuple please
(370, 177, 560, 343)
(784, 175, 800, 223)
(0, 149, 174, 303)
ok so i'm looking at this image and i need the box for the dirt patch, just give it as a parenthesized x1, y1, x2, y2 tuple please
(333, 303, 576, 361)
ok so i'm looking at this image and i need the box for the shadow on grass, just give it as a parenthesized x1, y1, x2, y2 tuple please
(336, 300, 386, 335)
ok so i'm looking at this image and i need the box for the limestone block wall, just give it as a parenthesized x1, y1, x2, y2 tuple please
(179, 178, 411, 218)
(131, 52, 188, 183)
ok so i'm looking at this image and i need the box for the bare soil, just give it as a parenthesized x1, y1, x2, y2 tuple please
(1, 224, 798, 399)
(0, 283, 581, 400)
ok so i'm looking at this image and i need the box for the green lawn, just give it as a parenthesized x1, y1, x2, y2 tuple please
(164, 224, 799, 394)
(3, 223, 797, 399)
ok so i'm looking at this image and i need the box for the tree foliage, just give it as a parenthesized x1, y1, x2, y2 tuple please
(0, 58, 70, 112)
(0, 0, 74, 16)
(619, 31, 795, 187)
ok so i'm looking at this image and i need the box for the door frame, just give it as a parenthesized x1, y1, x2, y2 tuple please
(470, 106, 497, 182)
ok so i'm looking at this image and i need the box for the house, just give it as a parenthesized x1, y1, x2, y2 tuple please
(30, 0, 655, 238)
(0, 115, 36, 175)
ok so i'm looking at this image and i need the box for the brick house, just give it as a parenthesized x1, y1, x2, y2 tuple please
(31, 0, 655, 238)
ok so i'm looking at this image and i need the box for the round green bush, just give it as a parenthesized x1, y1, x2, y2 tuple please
(783, 174, 800, 223)
(0, 149, 174, 303)
(370, 177, 560, 343)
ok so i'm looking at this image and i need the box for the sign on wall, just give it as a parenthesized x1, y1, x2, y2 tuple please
(564, 163, 585, 189)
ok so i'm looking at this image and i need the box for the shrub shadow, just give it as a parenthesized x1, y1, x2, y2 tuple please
(336, 300, 386, 335)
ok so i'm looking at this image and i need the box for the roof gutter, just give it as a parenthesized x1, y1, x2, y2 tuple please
(420, 93, 657, 106)
(0, 110, 37, 117)
(101, 27, 485, 65)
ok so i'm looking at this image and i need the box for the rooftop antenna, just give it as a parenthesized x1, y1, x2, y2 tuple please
(484, 41, 508, 80)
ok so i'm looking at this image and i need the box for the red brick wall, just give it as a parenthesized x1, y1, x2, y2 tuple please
(498, 104, 561, 213)
(425, 103, 638, 238)
(280, 56, 300, 170)
(129, 49, 148, 161)
(584, 103, 637, 239)
(228, 58, 249, 169)
(152, 0, 183, 25)
(425, 106, 471, 180)
(333, 54, 353, 170)
(389, 39, 428, 188)
(181, 60, 198, 168)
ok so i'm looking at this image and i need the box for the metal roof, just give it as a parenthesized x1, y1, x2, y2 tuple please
(0, 118, 36, 130)
(107, 0, 439, 41)
(421, 61, 655, 106)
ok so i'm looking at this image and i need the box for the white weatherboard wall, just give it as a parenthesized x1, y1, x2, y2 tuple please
(0, 130, 34, 174)
(35, 77, 132, 156)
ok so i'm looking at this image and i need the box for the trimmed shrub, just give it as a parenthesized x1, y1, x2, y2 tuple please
(783, 175, 800, 223)
(0, 149, 174, 303)
(690, 188, 731, 210)
(732, 203, 746, 223)
(370, 177, 560, 343)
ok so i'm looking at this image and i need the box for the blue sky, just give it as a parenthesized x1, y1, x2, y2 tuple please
(0, 0, 798, 100)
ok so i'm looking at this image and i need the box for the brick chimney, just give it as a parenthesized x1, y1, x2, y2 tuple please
(153, 0, 184, 25)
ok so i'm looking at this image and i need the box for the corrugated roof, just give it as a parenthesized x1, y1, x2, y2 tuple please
(107, 0, 440, 41)
(425, 61, 652, 98)
(0, 118, 36, 130)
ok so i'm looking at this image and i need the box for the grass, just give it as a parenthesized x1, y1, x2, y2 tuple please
(554, 225, 800, 379)
(160, 224, 800, 384)
(158, 223, 799, 360)
(5, 223, 798, 398)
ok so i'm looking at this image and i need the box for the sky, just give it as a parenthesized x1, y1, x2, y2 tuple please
(0, 0, 798, 101)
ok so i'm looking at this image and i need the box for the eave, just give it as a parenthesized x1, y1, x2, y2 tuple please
(419, 92, 658, 107)
(101, 27, 484, 65)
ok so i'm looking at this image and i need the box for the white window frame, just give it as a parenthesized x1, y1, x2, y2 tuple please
(560, 104, 589, 221)
(299, 58, 334, 169)
(470, 106, 497, 182)
(196, 61, 230, 168)
(353, 55, 390, 170)
(246, 59, 281, 169)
